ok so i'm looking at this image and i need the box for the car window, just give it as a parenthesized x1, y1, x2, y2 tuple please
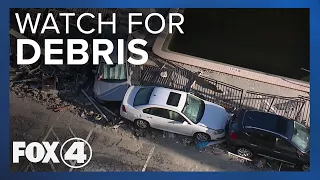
(276, 138, 296, 152)
(250, 131, 276, 145)
(143, 108, 170, 119)
(291, 121, 309, 152)
(168, 110, 186, 122)
(243, 111, 290, 137)
(143, 108, 151, 114)
(181, 94, 205, 123)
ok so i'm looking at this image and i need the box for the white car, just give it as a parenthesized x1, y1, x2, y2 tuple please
(120, 86, 230, 142)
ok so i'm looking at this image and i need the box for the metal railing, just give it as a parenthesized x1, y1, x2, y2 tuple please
(190, 76, 244, 111)
(295, 96, 310, 127)
(241, 91, 310, 125)
(130, 63, 310, 126)
(138, 65, 194, 91)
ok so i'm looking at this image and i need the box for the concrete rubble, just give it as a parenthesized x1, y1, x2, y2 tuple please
(9, 62, 108, 124)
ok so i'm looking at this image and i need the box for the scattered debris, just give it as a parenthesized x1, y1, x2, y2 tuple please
(81, 112, 87, 119)
(168, 132, 175, 139)
(162, 131, 175, 139)
(81, 89, 109, 123)
(53, 105, 73, 112)
(227, 152, 253, 162)
(91, 98, 117, 117)
(181, 138, 192, 146)
(196, 140, 226, 149)
(42, 76, 58, 93)
(94, 114, 102, 121)
(160, 71, 168, 78)
(111, 124, 121, 130)
(9, 60, 95, 116)
(256, 158, 267, 169)
(278, 162, 282, 171)
(88, 111, 94, 115)
(162, 131, 167, 138)
(134, 128, 148, 138)
(11, 78, 39, 83)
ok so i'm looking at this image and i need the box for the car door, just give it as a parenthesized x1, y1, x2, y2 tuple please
(273, 137, 300, 165)
(245, 130, 276, 157)
(141, 107, 172, 131)
(165, 110, 194, 136)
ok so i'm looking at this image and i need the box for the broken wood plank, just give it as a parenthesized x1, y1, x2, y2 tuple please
(11, 78, 39, 83)
(227, 151, 253, 162)
(81, 89, 109, 122)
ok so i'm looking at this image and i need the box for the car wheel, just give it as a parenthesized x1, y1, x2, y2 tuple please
(195, 132, 210, 142)
(135, 119, 149, 129)
(237, 147, 253, 159)
(301, 164, 310, 171)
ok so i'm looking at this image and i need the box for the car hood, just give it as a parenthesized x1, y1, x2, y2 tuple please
(198, 102, 229, 130)
(93, 79, 130, 101)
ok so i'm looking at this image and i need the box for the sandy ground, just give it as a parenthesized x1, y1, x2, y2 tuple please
(10, 92, 251, 172)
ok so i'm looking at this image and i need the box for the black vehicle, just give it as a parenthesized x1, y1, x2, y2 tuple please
(226, 109, 310, 171)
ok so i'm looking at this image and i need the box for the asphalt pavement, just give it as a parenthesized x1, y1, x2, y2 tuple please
(10, 92, 251, 172)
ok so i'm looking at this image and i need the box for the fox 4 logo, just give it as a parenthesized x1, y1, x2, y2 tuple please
(13, 142, 60, 163)
(12, 138, 92, 168)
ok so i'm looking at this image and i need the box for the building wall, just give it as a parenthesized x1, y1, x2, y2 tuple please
(152, 8, 310, 92)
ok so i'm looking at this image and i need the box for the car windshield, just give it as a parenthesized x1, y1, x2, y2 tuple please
(291, 121, 309, 152)
(181, 94, 205, 123)
(133, 87, 155, 106)
(98, 63, 127, 81)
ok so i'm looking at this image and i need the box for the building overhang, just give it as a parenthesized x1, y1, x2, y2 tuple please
(152, 8, 310, 93)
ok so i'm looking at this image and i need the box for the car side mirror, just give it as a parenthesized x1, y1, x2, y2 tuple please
(296, 149, 304, 157)
(183, 121, 189, 125)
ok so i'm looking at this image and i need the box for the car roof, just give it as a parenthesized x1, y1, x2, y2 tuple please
(242, 110, 293, 138)
(148, 87, 187, 112)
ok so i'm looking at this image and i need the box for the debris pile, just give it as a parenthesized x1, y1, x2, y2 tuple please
(162, 131, 175, 139)
(133, 128, 149, 138)
(256, 158, 267, 169)
(226, 152, 295, 171)
(10, 82, 68, 109)
(10, 60, 99, 117)
(79, 109, 104, 122)
(197, 141, 227, 155)
(181, 138, 193, 146)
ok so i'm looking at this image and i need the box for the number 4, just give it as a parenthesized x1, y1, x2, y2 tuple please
(64, 142, 87, 163)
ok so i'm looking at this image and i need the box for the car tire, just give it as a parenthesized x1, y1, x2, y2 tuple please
(194, 132, 210, 142)
(236, 147, 253, 159)
(135, 119, 150, 129)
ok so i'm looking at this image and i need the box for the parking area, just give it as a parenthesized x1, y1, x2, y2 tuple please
(10, 92, 253, 172)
